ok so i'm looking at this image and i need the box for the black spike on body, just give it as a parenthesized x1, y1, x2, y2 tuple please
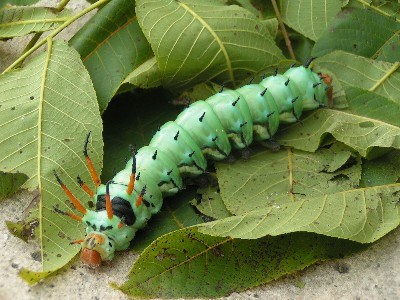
(152, 150, 157, 160)
(313, 82, 321, 88)
(199, 112, 206, 122)
(274, 68, 278, 76)
(219, 85, 224, 93)
(284, 78, 290, 86)
(53, 170, 62, 185)
(291, 96, 299, 103)
(189, 150, 195, 158)
(232, 97, 240, 106)
(141, 186, 147, 196)
(83, 132, 91, 157)
(248, 77, 254, 85)
(167, 169, 173, 176)
(267, 111, 275, 118)
(131, 154, 136, 174)
(290, 63, 296, 68)
(240, 122, 247, 128)
(136, 172, 141, 181)
(212, 136, 218, 142)
(304, 57, 316, 68)
(174, 130, 180, 141)
(260, 87, 268, 96)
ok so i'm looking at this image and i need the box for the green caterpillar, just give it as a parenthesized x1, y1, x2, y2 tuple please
(54, 60, 332, 267)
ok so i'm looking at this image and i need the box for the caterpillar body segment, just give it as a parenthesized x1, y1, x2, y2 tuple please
(54, 64, 331, 268)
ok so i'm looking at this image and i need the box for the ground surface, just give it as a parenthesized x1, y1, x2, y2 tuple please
(1, 1, 400, 299)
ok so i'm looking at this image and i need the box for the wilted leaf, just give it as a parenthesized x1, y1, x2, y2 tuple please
(216, 145, 361, 215)
(0, 7, 69, 39)
(199, 183, 400, 244)
(312, 8, 400, 62)
(70, 0, 153, 112)
(280, 0, 344, 41)
(136, 0, 283, 90)
(0, 40, 103, 282)
(116, 228, 364, 298)
(191, 186, 232, 220)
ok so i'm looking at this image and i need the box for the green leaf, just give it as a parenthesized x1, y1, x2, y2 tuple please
(122, 56, 162, 89)
(312, 8, 400, 62)
(132, 188, 204, 252)
(315, 51, 400, 103)
(136, 0, 283, 90)
(216, 145, 361, 215)
(69, 0, 153, 112)
(360, 150, 400, 187)
(0, 7, 69, 39)
(199, 183, 400, 243)
(0, 40, 103, 282)
(116, 228, 364, 298)
(0, 0, 40, 8)
(0, 171, 27, 199)
(280, 0, 344, 41)
(191, 186, 232, 220)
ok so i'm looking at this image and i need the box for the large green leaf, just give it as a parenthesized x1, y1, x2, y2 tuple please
(280, 0, 344, 41)
(0, 6, 69, 39)
(136, 0, 283, 90)
(0, 171, 27, 199)
(312, 8, 400, 62)
(116, 228, 364, 298)
(199, 183, 400, 243)
(215, 144, 361, 215)
(122, 56, 162, 89)
(0, 40, 103, 282)
(69, 0, 153, 112)
(191, 186, 232, 220)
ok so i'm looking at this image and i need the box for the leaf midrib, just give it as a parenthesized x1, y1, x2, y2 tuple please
(177, 2, 234, 86)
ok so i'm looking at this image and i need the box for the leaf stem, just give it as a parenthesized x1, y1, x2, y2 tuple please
(369, 62, 400, 92)
(2, 0, 110, 74)
(271, 0, 296, 60)
(18, 0, 72, 63)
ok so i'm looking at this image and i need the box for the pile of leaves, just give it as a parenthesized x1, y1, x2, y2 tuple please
(1, 0, 400, 298)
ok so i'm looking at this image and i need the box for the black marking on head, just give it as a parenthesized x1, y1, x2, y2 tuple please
(260, 87, 267, 96)
(199, 112, 206, 122)
(174, 130, 179, 140)
(152, 150, 157, 160)
(285, 78, 290, 86)
(99, 225, 113, 231)
(96, 195, 136, 226)
(232, 97, 240, 106)
(212, 136, 218, 142)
